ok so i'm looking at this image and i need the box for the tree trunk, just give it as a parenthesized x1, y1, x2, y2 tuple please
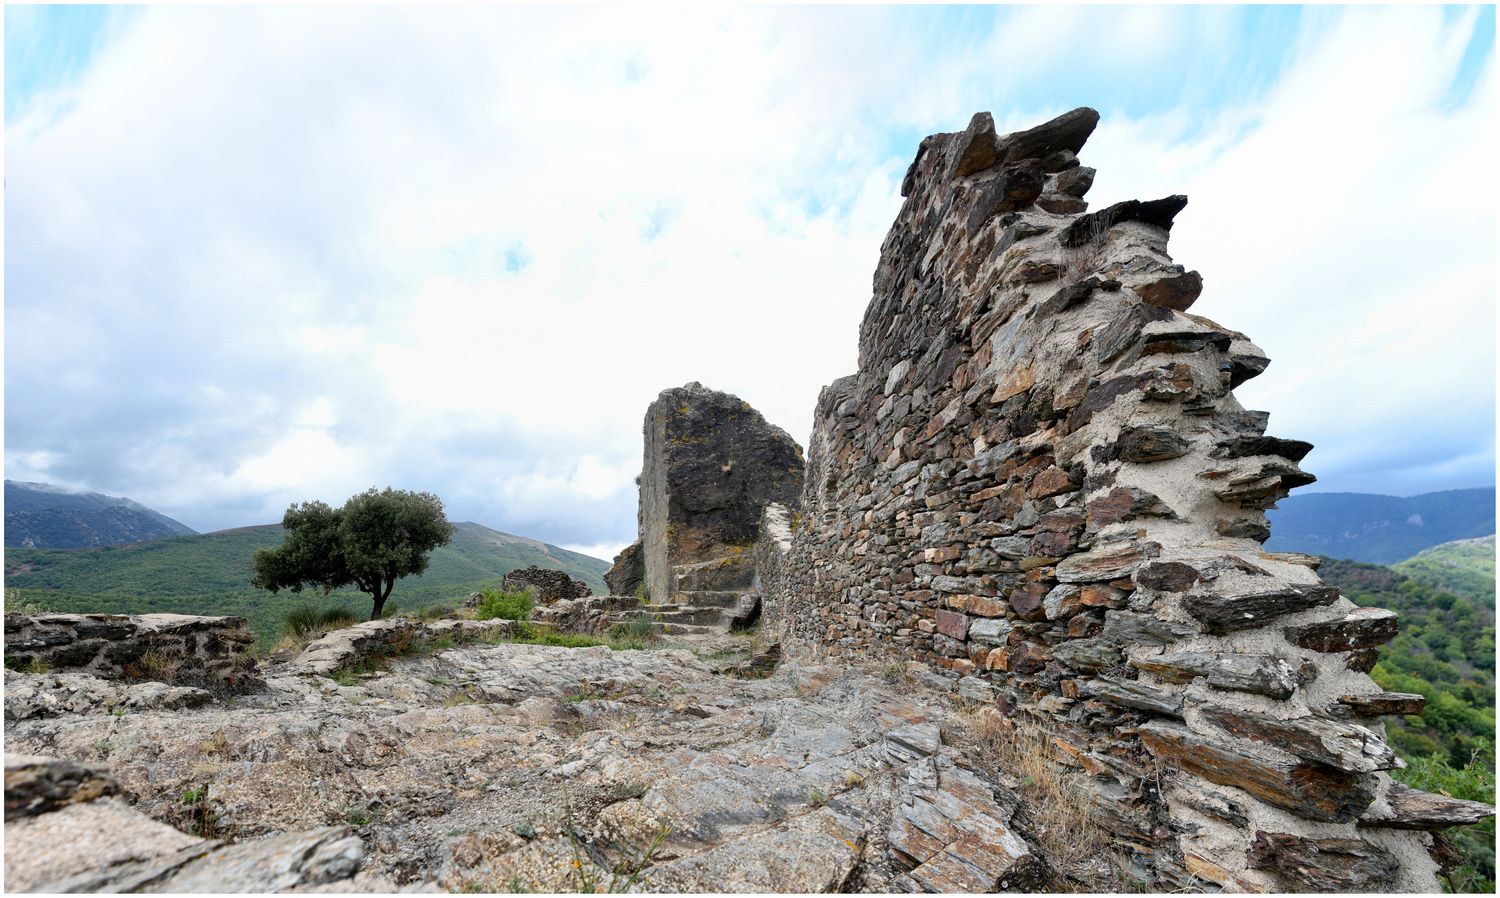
(367, 578, 396, 620)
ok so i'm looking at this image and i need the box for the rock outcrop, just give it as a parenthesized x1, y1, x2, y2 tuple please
(4, 612, 261, 693)
(4, 754, 372, 892)
(761, 107, 1491, 891)
(500, 565, 593, 604)
(5, 628, 1059, 892)
(604, 540, 645, 597)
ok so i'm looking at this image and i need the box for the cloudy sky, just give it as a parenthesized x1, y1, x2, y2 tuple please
(5, 4, 1494, 561)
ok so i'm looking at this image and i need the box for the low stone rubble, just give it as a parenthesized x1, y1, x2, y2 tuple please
(4, 612, 261, 692)
(500, 565, 593, 605)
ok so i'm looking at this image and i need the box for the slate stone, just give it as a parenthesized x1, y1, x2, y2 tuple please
(1358, 783, 1496, 831)
(1335, 692, 1426, 717)
(1135, 269, 1203, 311)
(1102, 611, 1195, 646)
(1139, 722, 1377, 823)
(1248, 831, 1400, 892)
(1181, 584, 1340, 634)
(1086, 487, 1178, 528)
(1200, 708, 1401, 773)
(1083, 677, 1183, 717)
(996, 106, 1100, 165)
(1284, 608, 1398, 652)
(1059, 196, 1189, 247)
(1112, 425, 1191, 463)
(965, 164, 1044, 232)
(1134, 562, 1201, 593)
(951, 112, 1000, 178)
(1130, 652, 1297, 699)
(1055, 541, 1159, 583)
(1211, 436, 1314, 462)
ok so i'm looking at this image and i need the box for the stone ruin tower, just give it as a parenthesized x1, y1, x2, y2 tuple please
(761, 109, 1492, 890)
(607, 382, 803, 631)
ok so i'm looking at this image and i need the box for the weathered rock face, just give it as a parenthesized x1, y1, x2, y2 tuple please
(4, 754, 372, 892)
(4, 613, 261, 693)
(500, 565, 593, 604)
(604, 540, 645, 597)
(764, 108, 1484, 891)
(638, 382, 804, 604)
(5, 636, 1058, 893)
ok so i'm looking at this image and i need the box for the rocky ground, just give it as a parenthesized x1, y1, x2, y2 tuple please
(5, 625, 1080, 893)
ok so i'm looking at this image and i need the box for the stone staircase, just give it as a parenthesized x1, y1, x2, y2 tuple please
(627, 555, 762, 636)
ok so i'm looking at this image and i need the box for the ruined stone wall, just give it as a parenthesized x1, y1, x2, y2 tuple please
(637, 382, 803, 603)
(770, 108, 1469, 891)
(500, 565, 592, 604)
(4, 613, 261, 693)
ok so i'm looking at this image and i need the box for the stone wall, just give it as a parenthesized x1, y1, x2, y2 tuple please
(4, 613, 261, 694)
(637, 381, 803, 603)
(501, 565, 592, 604)
(767, 108, 1481, 891)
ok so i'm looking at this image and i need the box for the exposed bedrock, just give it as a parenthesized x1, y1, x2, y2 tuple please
(761, 107, 1492, 891)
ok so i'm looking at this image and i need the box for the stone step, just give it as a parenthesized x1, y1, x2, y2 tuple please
(672, 555, 757, 592)
(668, 590, 746, 610)
(647, 606, 727, 625)
(657, 622, 720, 636)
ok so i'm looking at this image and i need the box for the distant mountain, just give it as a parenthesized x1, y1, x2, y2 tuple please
(4, 480, 197, 549)
(5, 520, 609, 644)
(1265, 487, 1495, 565)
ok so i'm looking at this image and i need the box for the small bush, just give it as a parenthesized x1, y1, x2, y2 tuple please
(607, 615, 656, 648)
(635, 582, 650, 605)
(475, 589, 535, 622)
(283, 604, 359, 640)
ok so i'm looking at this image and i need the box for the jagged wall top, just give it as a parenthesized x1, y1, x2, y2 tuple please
(764, 107, 1489, 892)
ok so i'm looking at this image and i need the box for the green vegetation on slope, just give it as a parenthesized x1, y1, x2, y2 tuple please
(4, 521, 608, 646)
(1396, 535, 1496, 621)
(1319, 548, 1495, 891)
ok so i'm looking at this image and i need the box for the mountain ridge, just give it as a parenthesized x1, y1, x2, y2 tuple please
(1265, 486, 1495, 564)
(4, 480, 198, 549)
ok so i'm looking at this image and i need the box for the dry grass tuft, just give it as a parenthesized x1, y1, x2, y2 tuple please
(1060, 215, 1110, 287)
(955, 706, 1125, 890)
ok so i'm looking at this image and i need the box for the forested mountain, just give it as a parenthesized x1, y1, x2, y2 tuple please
(1265, 488, 1494, 564)
(4, 480, 197, 548)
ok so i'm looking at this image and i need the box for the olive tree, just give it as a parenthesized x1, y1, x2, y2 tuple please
(251, 487, 455, 620)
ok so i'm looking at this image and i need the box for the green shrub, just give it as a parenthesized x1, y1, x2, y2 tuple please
(475, 589, 534, 622)
(613, 615, 656, 641)
(282, 604, 358, 639)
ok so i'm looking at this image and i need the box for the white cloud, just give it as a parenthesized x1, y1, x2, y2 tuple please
(5, 6, 1492, 553)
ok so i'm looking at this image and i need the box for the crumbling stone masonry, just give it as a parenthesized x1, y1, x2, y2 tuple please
(500, 565, 592, 605)
(762, 108, 1492, 891)
(608, 382, 803, 634)
(4, 613, 261, 693)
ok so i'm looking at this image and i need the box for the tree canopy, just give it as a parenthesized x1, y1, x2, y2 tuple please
(251, 487, 455, 619)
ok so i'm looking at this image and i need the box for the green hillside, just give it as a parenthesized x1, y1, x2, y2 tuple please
(1319, 544, 1495, 891)
(1396, 535, 1496, 620)
(4, 521, 608, 645)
